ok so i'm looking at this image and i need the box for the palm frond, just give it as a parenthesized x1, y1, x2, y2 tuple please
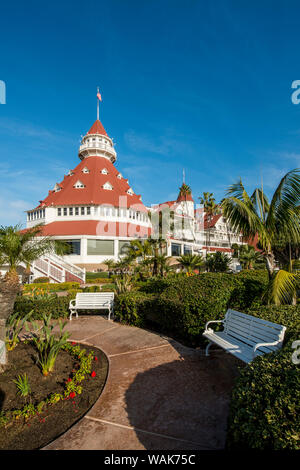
(267, 269, 299, 305)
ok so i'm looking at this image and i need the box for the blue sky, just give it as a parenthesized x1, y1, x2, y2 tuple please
(1, 0, 300, 226)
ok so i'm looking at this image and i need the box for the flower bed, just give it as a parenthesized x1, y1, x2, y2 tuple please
(0, 341, 108, 450)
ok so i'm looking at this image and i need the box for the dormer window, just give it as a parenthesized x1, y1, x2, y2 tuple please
(117, 173, 122, 179)
(103, 182, 113, 191)
(67, 170, 74, 176)
(53, 183, 61, 192)
(127, 188, 134, 196)
(74, 180, 85, 189)
(101, 168, 108, 175)
(82, 167, 90, 174)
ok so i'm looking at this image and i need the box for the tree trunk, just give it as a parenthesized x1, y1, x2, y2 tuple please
(0, 272, 21, 371)
(265, 252, 276, 280)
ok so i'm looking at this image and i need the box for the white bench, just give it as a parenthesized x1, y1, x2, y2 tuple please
(203, 309, 286, 363)
(69, 293, 114, 321)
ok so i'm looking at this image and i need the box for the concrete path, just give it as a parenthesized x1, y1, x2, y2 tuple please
(44, 316, 241, 450)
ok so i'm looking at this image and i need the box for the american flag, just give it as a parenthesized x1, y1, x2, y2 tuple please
(97, 91, 102, 101)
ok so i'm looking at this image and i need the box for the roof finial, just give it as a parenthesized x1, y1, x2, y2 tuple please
(96, 87, 102, 120)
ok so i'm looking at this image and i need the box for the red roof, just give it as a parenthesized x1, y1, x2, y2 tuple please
(176, 193, 194, 203)
(87, 120, 108, 136)
(36, 220, 151, 237)
(203, 246, 233, 253)
(204, 214, 222, 229)
(36, 156, 147, 211)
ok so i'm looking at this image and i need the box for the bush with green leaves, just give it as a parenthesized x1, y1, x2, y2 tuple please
(226, 341, 300, 449)
(114, 291, 156, 327)
(226, 304, 300, 450)
(33, 277, 50, 283)
(23, 282, 81, 292)
(13, 294, 71, 319)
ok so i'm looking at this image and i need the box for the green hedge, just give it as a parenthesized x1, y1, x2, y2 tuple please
(86, 272, 109, 280)
(115, 272, 269, 346)
(33, 277, 50, 283)
(226, 304, 300, 450)
(23, 282, 81, 292)
(114, 291, 156, 327)
(13, 294, 71, 319)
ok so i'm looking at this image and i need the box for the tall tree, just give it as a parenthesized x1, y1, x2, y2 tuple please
(199, 192, 219, 254)
(222, 169, 300, 303)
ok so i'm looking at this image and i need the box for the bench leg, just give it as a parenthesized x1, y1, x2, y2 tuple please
(69, 310, 78, 321)
(205, 342, 212, 356)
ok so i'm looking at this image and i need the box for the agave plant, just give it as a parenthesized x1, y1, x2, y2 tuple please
(27, 313, 70, 376)
(6, 310, 33, 351)
(114, 275, 133, 295)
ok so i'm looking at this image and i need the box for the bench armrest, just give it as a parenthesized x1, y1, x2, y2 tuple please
(69, 299, 76, 308)
(252, 340, 281, 359)
(204, 319, 224, 332)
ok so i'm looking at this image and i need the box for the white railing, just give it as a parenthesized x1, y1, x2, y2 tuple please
(32, 253, 85, 283)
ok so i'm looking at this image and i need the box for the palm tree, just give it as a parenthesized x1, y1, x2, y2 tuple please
(222, 169, 300, 303)
(0, 224, 62, 279)
(238, 245, 263, 270)
(0, 224, 61, 369)
(178, 253, 204, 273)
(125, 239, 153, 261)
(206, 251, 231, 273)
(199, 192, 219, 254)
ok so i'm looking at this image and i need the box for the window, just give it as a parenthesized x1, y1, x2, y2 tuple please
(74, 180, 85, 189)
(42, 209, 45, 218)
(119, 240, 130, 256)
(87, 207, 91, 215)
(87, 239, 114, 256)
(69, 207, 73, 216)
(127, 188, 134, 195)
(82, 167, 90, 174)
(184, 245, 192, 255)
(171, 243, 181, 256)
(81, 207, 85, 215)
(103, 181, 113, 190)
(75, 207, 79, 216)
(63, 208, 67, 216)
(117, 173, 122, 179)
(61, 239, 81, 255)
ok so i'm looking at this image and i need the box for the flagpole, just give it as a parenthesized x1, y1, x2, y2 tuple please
(97, 86, 99, 120)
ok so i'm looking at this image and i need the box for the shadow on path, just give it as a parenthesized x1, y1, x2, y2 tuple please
(124, 341, 242, 450)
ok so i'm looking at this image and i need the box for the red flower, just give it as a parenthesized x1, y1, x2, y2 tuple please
(91, 371, 96, 377)
(94, 356, 98, 361)
(66, 378, 72, 383)
(71, 342, 76, 345)
(69, 392, 76, 399)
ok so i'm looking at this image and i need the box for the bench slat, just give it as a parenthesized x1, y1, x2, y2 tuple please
(203, 309, 286, 363)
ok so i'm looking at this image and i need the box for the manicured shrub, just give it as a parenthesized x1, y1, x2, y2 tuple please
(226, 304, 300, 450)
(230, 270, 269, 310)
(226, 342, 300, 449)
(83, 285, 101, 293)
(155, 273, 238, 345)
(23, 282, 81, 292)
(33, 277, 50, 283)
(86, 272, 109, 280)
(13, 294, 71, 319)
(115, 291, 156, 327)
(85, 277, 113, 284)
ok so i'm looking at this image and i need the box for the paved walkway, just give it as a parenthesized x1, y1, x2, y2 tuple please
(44, 316, 241, 450)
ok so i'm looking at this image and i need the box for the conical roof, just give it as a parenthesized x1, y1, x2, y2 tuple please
(36, 156, 147, 211)
(87, 119, 108, 136)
